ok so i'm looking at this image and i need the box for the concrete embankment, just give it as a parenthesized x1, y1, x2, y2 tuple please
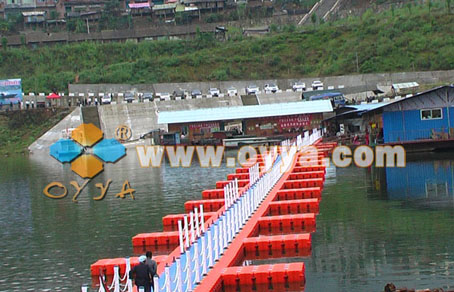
(29, 70, 454, 152)
(28, 107, 82, 152)
(68, 69, 454, 96)
(100, 95, 244, 140)
(29, 95, 245, 151)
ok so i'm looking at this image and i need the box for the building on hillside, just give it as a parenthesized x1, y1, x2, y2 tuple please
(175, 4, 199, 21)
(128, 1, 152, 16)
(158, 100, 333, 145)
(66, 10, 101, 20)
(56, 0, 125, 17)
(22, 11, 46, 24)
(2, 0, 56, 18)
(152, 3, 176, 19)
(183, 0, 224, 12)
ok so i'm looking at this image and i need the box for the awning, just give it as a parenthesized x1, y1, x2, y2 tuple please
(158, 100, 333, 124)
(22, 11, 46, 17)
(129, 2, 150, 8)
(46, 93, 61, 99)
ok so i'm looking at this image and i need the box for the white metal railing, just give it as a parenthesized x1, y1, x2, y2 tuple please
(87, 129, 322, 292)
(152, 143, 299, 292)
(248, 163, 260, 186)
(223, 179, 239, 210)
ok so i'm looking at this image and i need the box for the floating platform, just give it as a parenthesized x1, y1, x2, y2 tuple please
(89, 134, 336, 292)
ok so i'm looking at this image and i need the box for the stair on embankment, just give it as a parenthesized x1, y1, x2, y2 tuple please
(81, 106, 101, 129)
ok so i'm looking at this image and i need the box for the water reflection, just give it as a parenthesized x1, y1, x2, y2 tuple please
(305, 155, 454, 291)
(1, 151, 454, 291)
(0, 151, 233, 291)
(370, 153, 454, 208)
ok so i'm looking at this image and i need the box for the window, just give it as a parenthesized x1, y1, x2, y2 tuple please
(421, 108, 443, 120)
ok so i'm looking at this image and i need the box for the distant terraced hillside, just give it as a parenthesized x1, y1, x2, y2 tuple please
(0, 0, 452, 93)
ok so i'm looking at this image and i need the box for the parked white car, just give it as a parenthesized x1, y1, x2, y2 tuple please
(209, 88, 220, 97)
(101, 95, 112, 104)
(246, 85, 260, 95)
(227, 87, 238, 96)
(264, 83, 279, 93)
(312, 80, 324, 90)
(156, 92, 171, 100)
(292, 81, 306, 91)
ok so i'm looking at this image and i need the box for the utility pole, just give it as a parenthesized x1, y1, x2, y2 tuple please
(86, 18, 90, 34)
(355, 52, 359, 72)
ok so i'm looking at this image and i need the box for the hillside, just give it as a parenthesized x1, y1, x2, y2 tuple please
(0, 108, 70, 155)
(0, 0, 453, 92)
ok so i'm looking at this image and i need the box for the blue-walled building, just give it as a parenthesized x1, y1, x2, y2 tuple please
(380, 86, 454, 143)
(329, 86, 454, 148)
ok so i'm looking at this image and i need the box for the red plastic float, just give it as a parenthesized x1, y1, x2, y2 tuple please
(132, 231, 179, 247)
(281, 178, 324, 189)
(215, 179, 249, 189)
(267, 198, 320, 215)
(257, 213, 316, 233)
(90, 141, 338, 292)
(91, 255, 168, 276)
(275, 187, 322, 201)
(184, 198, 225, 212)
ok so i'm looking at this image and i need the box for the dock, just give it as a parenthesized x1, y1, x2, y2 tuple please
(88, 130, 336, 292)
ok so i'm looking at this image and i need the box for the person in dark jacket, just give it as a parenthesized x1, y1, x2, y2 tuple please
(129, 255, 152, 292)
(146, 251, 157, 290)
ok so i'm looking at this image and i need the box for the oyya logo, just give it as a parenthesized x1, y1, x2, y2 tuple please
(50, 123, 126, 178)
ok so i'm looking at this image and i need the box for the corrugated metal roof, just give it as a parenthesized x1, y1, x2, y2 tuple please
(158, 100, 333, 124)
(347, 102, 393, 112)
(392, 82, 419, 89)
(152, 3, 176, 10)
(22, 11, 46, 16)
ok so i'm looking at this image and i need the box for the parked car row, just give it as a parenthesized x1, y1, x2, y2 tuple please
(97, 80, 327, 104)
(246, 80, 324, 94)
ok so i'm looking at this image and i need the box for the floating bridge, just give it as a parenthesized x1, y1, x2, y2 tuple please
(88, 130, 336, 292)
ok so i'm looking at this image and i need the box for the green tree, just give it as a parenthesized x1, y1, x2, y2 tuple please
(311, 13, 317, 26)
(1, 37, 7, 50)
(270, 23, 278, 33)
(75, 19, 86, 33)
(0, 20, 8, 34)
(49, 11, 58, 20)
(447, 0, 452, 13)
(237, 3, 246, 19)
(66, 19, 76, 32)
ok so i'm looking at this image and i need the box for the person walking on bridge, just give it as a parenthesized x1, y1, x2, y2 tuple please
(146, 251, 157, 290)
(129, 255, 152, 292)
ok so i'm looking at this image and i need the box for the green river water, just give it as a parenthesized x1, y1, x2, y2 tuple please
(1, 150, 454, 291)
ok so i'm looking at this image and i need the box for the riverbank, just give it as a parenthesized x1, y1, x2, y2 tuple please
(0, 1, 453, 93)
(0, 108, 70, 155)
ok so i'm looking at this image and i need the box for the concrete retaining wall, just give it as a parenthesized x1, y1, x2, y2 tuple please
(99, 95, 243, 140)
(28, 70, 454, 152)
(68, 70, 454, 96)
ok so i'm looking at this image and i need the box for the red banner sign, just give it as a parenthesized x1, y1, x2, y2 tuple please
(278, 115, 311, 129)
(189, 122, 220, 130)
